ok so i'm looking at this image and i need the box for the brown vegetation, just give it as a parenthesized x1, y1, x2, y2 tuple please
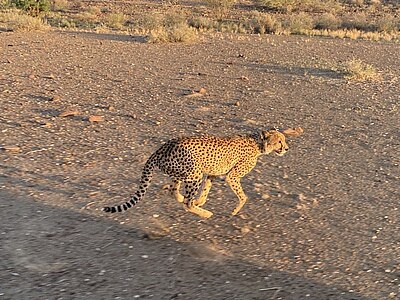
(0, 0, 399, 41)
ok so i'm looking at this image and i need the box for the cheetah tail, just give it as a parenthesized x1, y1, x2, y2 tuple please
(102, 154, 157, 213)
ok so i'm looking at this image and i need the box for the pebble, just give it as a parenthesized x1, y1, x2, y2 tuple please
(59, 110, 79, 117)
(50, 95, 61, 102)
(1, 146, 20, 152)
(88, 115, 104, 122)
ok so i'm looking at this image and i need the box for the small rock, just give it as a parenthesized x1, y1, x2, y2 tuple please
(184, 88, 207, 98)
(234, 101, 240, 107)
(298, 193, 306, 202)
(44, 74, 55, 79)
(108, 106, 115, 111)
(240, 226, 251, 234)
(1, 146, 20, 152)
(41, 122, 52, 128)
(240, 76, 249, 81)
(88, 115, 104, 123)
(59, 110, 79, 117)
(28, 74, 35, 79)
(262, 193, 270, 200)
(50, 95, 61, 102)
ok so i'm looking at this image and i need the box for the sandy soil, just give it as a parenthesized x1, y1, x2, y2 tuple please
(0, 29, 399, 300)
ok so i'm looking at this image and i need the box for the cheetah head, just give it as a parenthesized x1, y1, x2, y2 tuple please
(262, 127, 303, 156)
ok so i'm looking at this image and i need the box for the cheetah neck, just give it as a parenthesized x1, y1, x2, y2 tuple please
(248, 131, 265, 154)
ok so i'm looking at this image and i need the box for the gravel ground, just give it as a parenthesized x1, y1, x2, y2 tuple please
(0, 30, 399, 300)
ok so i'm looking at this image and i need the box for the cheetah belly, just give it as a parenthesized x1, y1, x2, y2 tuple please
(201, 157, 240, 176)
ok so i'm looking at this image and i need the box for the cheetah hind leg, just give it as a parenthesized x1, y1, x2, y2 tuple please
(193, 175, 215, 207)
(183, 180, 213, 219)
(163, 180, 184, 203)
(172, 180, 184, 203)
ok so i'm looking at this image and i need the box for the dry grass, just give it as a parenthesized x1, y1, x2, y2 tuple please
(0, 9, 50, 31)
(255, 0, 342, 13)
(148, 23, 197, 43)
(342, 59, 381, 81)
(247, 11, 282, 34)
(0, 0, 398, 42)
(282, 12, 314, 34)
(306, 28, 398, 41)
(315, 13, 341, 30)
(205, 0, 236, 18)
(51, 0, 70, 12)
(104, 12, 126, 30)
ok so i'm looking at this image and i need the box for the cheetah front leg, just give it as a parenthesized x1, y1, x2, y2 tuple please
(182, 179, 213, 219)
(226, 175, 248, 216)
(226, 159, 257, 216)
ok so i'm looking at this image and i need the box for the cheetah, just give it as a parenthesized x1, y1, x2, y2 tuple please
(103, 127, 303, 218)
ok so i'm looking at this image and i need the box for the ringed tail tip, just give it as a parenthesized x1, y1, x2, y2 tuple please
(102, 207, 116, 213)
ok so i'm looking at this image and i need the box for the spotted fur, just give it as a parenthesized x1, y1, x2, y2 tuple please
(103, 128, 303, 218)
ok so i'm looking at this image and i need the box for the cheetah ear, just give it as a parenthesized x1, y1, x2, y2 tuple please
(282, 127, 304, 137)
(261, 129, 276, 140)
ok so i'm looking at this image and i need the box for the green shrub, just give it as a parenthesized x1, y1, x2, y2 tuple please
(8, 0, 50, 16)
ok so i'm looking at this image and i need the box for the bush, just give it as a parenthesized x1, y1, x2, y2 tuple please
(255, 0, 296, 13)
(255, 0, 341, 13)
(315, 13, 341, 30)
(283, 12, 314, 34)
(8, 0, 50, 16)
(105, 13, 126, 30)
(0, 9, 50, 30)
(188, 16, 219, 31)
(204, 0, 236, 18)
(51, 0, 69, 12)
(343, 59, 380, 81)
(247, 11, 282, 34)
(342, 12, 372, 31)
(148, 23, 197, 43)
(376, 14, 397, 32)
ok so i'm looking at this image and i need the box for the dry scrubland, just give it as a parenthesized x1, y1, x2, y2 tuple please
(0, 1, 400, 300)
(0, 0, 400, 41)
